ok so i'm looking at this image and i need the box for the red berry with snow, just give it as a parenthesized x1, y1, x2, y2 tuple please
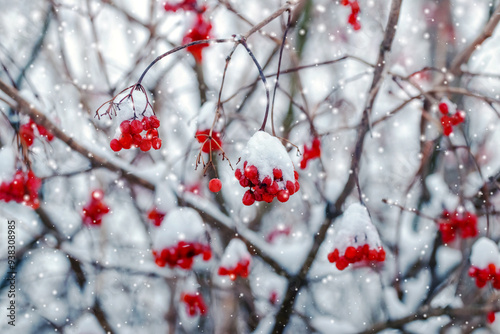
(300, 137, 321, 169)
(183, 14, 212, 63)
(208, 178, 222, 193)
(111, 116, 162, 152)
(234, 131, 299, 205)
(19, 118, 54, 147)
(341, 0, 361, 30)
(437, 99, 466, 136)
(147, 207, 166, 226)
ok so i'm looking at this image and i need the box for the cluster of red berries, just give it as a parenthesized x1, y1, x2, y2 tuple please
(164, 0, 201, 12)
(153, 241, 212, 269)
(235, 163, 300, 206)
(438, 102, 465, 136)
(469, 263, 500, 289)
(147, 207, 166, 226)
(163, 1, 212, 62)
(110, 116, 161, 152)
(327, 245, 386, 270)
(19, 118, 54, 147)
(341, 0, 361, 31)
(438, 209, 478, 243)
(300, 137, 321, 169)
(182, 292, 207, 317)
(0, 170, 41, 209)
(183, 14, 213, 63)
(82, 190, 110, 226)
(196, 129, 222, 153)
(218, 258, 250, 281)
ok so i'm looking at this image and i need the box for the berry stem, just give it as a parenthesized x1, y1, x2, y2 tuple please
(238, 38, 270, 132)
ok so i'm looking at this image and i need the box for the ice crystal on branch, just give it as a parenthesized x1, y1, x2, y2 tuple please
(234, 131, 299, 205)
(327, 203, 385, 270)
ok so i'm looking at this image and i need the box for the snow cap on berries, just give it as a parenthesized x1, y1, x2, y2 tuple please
(218, 238, 252, 280)
(470, 237, 500, 269)
(152, 207, 206, 250)
(242, 131, 295, 183)
(333, 203, 382, 251)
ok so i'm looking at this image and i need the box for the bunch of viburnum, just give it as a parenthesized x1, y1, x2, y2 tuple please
(0, 169, 41, 209)
(234, 131, 300, 205)
(327, 203, 386, 271)
(469, 237, 500, 289)
(438, 208, 478, 243)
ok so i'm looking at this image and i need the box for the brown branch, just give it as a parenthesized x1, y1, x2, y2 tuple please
(449, 4, 500, 76)
(271, 0, 404, 332)
(0, 78, 155, 191)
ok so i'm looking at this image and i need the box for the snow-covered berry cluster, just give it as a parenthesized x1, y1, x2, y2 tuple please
(19, 118, 54, 147)
(469, 238, 500, 289)
(341, 0, 361, 31)
(152, 208, 211, 270)
(235, 131, 299, 206)
(218, 239, 251, 281)
(300, 137, 321, 169)
(438, 209, 478, 243)
(438, 99, 465, 136)
(153, 240, 212, 269)
(182, 292, 207, 317)
(82, 190, 110, 226)
(0, 170, 41, 209)
(110, 116, 161, 152)
(327, 203, 386, 270)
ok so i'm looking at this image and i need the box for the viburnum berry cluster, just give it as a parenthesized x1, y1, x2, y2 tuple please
(19, 118, 54, 147)
(300, 137, 321, 169)
(0, 169, 41, 209)
(153, 240, 212, 269)
(341, 0, 361, 31)
(164, 1, 212, 63)
(182, 292, 207, 317)
(196, 129, 222, 154)
(469, 238, 500, 289)
(82, 190, 110, 226)
(235, 131, 300, 206)
(110, 116, 161, 152)
(152, 208, 212, 269)
(438, 99, 465, 136)
(218, 239, 252, 281)
(438, 209, 478, 243)
(327, 203, 386, 270)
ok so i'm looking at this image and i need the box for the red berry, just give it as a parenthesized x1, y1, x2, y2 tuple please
(208, 178, 222, 193)
(438, 102, 449, 114)
(152, 137, 162, 150)
(244, 165, 259, 180)
(149, 115, 160, 128)
(273, 168, 283, 180)
(277, 190, 290, 203)
(130, 120, 143, 134)
(120, 120, 131, 133)
(119, 134, 133, 149)
(488, 312, 496, 324)
(110, 139, 122, 152)
(140, 139, 152, 151)
(242, 190, 255, 206)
